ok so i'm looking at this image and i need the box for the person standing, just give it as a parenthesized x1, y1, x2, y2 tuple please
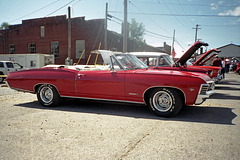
(221, 58, 225, 79)
(225, 58, 230, 73)
(212, 55, 222, 67)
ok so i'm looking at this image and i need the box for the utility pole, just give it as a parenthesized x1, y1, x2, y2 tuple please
(193, 24, 201, 42)
(171, 29, 175, 54)
(192, 24, 201, 60)
(104, 3, 108, 50)
(66, 6, 72, 65)
(123, 0, 127, 53)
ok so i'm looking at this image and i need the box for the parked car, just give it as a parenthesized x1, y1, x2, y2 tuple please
(0, 61, 23, 83)
(232, 57, 240, 74)
(6, 50, 215, 117)
(130, 42, 213, 77)
(187, 49, 223, 83)
(130, 41, 222, 83)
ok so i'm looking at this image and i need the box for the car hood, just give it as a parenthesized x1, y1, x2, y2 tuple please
(134, 69, 211, 82)
(193, 49, 221, 65)
(174, 41, 208, 66)
(199, 53, 217, 65)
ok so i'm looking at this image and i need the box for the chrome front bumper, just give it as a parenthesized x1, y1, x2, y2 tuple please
(195, 90, 214, 105)
(213, 74, 223, 83)
(195, 81, 215, 105)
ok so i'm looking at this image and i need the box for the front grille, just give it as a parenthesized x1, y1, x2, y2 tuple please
(199, 81, 215, 95)
(200, 84, 209, 94)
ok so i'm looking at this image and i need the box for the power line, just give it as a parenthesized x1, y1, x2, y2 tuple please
(130, 1, 238, 7)
(108, 11, 240, 17)
(145, 30, 172, 39)
(2, 0, 77, 37)
(45, 0, 76, 17)
(158, 0, 191, 30)
(8, 0, 61, 23)
(128, 1, 172, 36)
(108, 14, 173, 39)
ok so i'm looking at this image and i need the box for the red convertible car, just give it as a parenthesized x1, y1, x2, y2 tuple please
(6, 50, 215, 117)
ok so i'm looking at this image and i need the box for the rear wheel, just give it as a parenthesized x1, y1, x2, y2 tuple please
(147, 88, 183, 117)
(37, 84, 61, 107)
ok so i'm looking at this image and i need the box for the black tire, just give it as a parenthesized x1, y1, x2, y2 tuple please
(37, 84, 61, 107)
(147, 88, 183, 117)
(0, 77, 4, 83)
(0, 72, 4, 83)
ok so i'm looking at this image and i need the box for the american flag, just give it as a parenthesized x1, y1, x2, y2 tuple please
(172, 48, 176, 59)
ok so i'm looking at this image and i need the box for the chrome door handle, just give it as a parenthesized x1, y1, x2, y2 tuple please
(78, 74, 85, 77)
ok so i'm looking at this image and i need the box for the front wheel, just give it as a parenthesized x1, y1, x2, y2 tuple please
(147, 88, 183, 117)
(0, 73, 4, 83)
(37, 84, 61, 107)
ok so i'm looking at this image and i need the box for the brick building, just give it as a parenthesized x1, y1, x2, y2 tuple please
(0, 15, 167, 65)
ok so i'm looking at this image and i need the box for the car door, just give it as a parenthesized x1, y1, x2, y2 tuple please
(76, 70, 126, 101)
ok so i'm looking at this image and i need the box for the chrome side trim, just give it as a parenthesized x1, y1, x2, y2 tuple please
(61, 95, 145, 104)
(9, 87, 35, 93)
(33, 83, 60, 94)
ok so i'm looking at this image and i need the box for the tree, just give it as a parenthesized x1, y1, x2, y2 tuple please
(129, 18, 145, 41)
(0, 22, 9, 30)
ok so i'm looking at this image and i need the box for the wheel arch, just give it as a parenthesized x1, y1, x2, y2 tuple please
(143, 86, 186, 105)
(34, 83, 60, 95)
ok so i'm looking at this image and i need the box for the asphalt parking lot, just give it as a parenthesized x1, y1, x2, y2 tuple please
(0, 72, 239, 160)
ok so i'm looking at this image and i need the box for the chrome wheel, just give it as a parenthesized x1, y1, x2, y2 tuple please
(152, 91, 173, 112)
(39, 86, 54, 104)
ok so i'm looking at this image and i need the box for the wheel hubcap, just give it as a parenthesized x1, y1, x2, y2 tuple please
(40, 86, 53, 103)
(153, 91, 173, 112)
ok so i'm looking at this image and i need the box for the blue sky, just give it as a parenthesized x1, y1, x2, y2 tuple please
(1, 0, 240, 57)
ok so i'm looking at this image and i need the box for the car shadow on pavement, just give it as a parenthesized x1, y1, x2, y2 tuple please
(176, 106, 237, 125)
(210, 92, 240, 100)
(15, 99, 237, 125)
(220, 80, 240, 85)
(215, 86, 240, 91)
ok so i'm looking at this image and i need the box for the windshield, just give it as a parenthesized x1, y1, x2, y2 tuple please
(115, 54, 148, 70)
(158, 55, 175, 66)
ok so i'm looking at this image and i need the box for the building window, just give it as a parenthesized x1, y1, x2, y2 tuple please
(40, 26, 45, 38)
(28, 43, 36, 53)
(9, 44, 15, 54)
(30, 61, 36, 67)
(76, 40, 85, 59)
(51, 41, 59, 58)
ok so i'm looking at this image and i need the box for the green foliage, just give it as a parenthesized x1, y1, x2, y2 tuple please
(129, 18, 145, 41)
(0, 22, 9, 30)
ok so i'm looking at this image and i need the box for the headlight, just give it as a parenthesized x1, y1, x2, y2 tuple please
(210, 70, 213, 76)
(206, 70, 213, 77)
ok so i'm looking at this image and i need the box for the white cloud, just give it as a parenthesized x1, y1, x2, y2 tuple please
(211, 3, 218, 10)
(219, 6, 240, 16)
(218, 1, 224, 5)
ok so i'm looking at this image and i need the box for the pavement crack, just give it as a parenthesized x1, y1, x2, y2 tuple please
(118, 129, 153, 160)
